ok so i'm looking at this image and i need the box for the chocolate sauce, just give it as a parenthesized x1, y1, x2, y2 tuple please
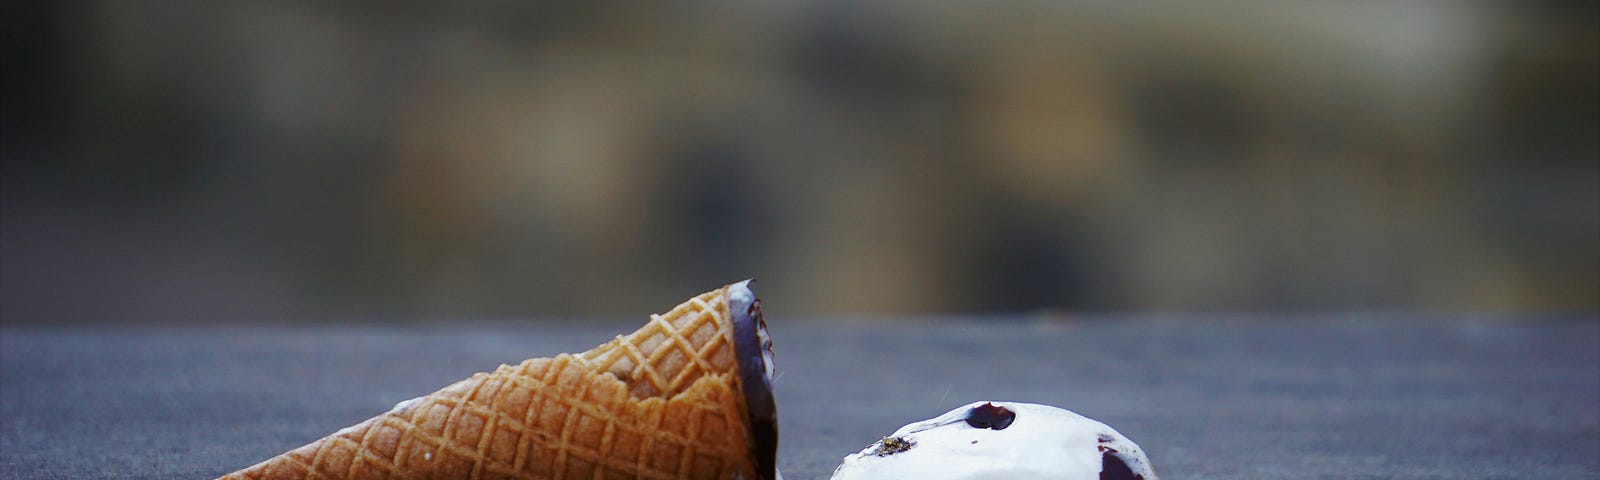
(1100, 451, 1144, 480)
(963, 403, 1016, 430)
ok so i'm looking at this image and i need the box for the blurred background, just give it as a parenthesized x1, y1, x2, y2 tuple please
(2, 1, 1595, 325)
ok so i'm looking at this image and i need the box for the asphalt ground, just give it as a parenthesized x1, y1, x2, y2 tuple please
(3, 315, 1596, 479)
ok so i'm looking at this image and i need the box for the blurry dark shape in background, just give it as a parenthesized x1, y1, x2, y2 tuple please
(2, 1, 1596, 324)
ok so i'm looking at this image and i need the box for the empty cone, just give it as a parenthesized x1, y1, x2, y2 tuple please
(220, 280, 778, 480)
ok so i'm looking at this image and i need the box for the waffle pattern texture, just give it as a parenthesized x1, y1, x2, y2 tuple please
(219, 286, 761, 480)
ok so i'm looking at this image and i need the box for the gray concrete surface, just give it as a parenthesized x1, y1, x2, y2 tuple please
(2, 316, 1597, 479)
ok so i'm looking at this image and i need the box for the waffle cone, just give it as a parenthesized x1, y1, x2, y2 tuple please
(220, 281, 779, 480)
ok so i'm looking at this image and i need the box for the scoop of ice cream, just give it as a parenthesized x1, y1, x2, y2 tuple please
(829, 401, 1158, 480)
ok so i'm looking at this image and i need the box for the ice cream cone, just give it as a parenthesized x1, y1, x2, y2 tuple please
(219, 280, 778, 480)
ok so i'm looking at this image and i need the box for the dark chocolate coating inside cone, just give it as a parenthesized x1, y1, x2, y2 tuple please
(730, 280, 778, 480)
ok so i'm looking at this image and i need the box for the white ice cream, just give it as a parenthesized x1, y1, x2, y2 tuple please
(829, 401, 1158, 480)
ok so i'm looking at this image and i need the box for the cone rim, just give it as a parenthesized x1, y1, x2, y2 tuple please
(729, 279, 779, 480)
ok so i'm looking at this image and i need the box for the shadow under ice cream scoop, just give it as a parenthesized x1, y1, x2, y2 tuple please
(829, 401, 1157, 480)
